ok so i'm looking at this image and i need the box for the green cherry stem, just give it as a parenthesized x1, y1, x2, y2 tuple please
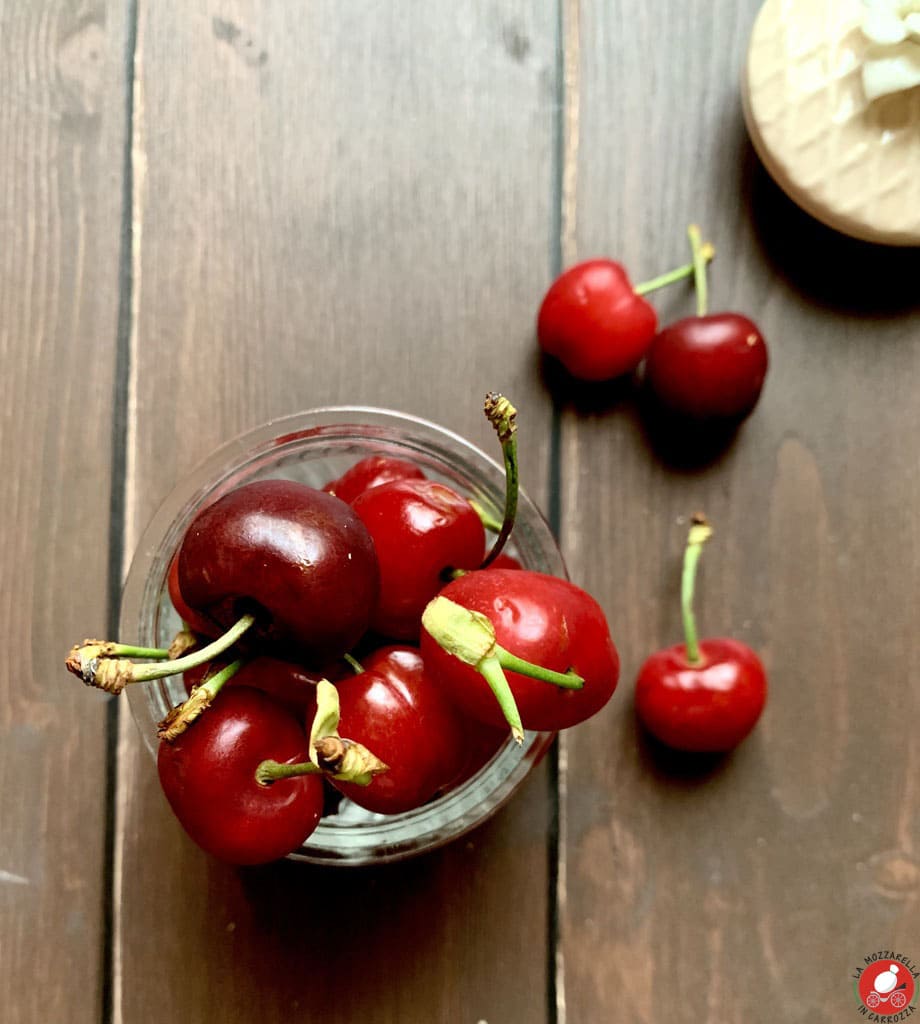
(254, 759, 324, 786)
(66, 639, 172, 668)
(479, 393, 519, 569)
(688, 224, 710, 318)
(477, 657, 525, 744)
(633, 243, 715, 297)
(158, 658, 244, 741)
(69, 613, 256, 695)
(479, 643, 584, 745)
(129, 614, 255, 682)
(497, 648, 584, 689)
(468, 499, 503, 534)
(681, 514, 713, 666)
(421, 596, 584, 743)
(267, 679, 389, 785)
(343, 653, 364, 675)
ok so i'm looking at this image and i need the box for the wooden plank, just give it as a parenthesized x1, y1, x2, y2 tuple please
(557, 2, 920, 1022)
(0, 2, 126, 1022)
(115, 3, 558, 1022)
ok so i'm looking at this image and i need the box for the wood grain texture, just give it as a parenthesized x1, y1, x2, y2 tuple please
(115, 3, 558, 1022)
(0, 1, 126, 1021)
(556, 2, 920, 1022)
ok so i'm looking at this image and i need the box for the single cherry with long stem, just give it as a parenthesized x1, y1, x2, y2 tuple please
(645, 226, 768, 421)
(538, 243, 715, 381)
(635, 515, 767, 752)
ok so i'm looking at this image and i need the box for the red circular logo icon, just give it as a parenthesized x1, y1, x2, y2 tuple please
(858, 961, 916, 1015)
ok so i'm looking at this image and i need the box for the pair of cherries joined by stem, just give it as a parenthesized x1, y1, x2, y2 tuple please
(635, 516, 767, 752)
(538, 226, 768, 422)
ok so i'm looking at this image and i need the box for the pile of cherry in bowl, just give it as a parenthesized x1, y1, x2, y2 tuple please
(66, 396, 621, 864)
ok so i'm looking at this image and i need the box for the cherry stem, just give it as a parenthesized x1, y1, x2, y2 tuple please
(476, 649, 583, 744)
(469, 499, 503, 534)
(688, 224, 709, 318)
(157, 658, 244, 741)
(105, 643, 173, 660)
(196, 658, 243, 698)
(495, 645, 584, 690)
(343, 653, 364, 674)
(478, 656, 525, 744)
(681, 514, 713, 666)
(479, 393, 518, 569)
(127, 613, 256, 683)
(633, 243, 715, 297)
(255, 759, 323, 786)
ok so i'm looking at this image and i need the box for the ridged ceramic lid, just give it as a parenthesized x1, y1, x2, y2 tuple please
(742, 0, 920, 246)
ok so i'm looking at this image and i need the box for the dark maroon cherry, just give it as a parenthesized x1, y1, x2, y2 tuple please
(177, 479, 379, 663)
(157, 687, 324, 864)
(645, 226, 768, 421)
(645, 312, 768, 420)
(351, 479, 485, 640)
(324, 455, 425, 504)
(167, 554, 213, 636)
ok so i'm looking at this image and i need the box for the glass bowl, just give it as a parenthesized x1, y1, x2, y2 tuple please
(120, 407, 564, 866)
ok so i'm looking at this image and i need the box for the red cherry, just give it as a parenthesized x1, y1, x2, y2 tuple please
(167, 554, 213, 636)
(488, 552, 522, 570)
(646, 313, 768, 420)
(635, 639, 767, 752)
(331, 645, 474, 814)
(324, 455, 425, 504)
(421, 569, 620, 733)
(352, 479, 485, 640)
(176, 480, 379, 663)
(537, 260, 657, 380)
(157, 687, 324, 864)
(184, 656, 323, 719)
(635, 515, 767, 752)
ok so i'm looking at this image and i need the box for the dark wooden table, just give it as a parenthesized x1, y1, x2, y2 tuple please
(3, 2, 918, 1021)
